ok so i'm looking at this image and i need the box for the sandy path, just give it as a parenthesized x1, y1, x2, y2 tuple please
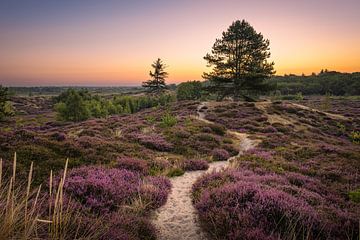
(152, 102, 256, 240)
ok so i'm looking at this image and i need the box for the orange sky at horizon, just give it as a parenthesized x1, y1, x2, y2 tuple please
(1, 0, 360, 86)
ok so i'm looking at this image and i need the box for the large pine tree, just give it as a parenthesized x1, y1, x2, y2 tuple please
(203, 20, 275, 101)
(142, 58, 168, 93)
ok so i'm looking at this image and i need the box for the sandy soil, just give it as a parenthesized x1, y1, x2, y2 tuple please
(152, 102, 256, 240)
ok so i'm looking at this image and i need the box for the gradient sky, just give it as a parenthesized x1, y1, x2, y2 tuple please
(1, 0, 360, 86)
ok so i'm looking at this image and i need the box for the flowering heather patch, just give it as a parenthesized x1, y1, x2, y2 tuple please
(140, 176, 172, 210)
(130, 133, 174, 152)
(211, 148, 230, 161)
(182, 159, 209, 171)
(100, 211, 157, 240)
(192, 169, 359, 239)
(194, 182, 320, 239)
(62, 166, 141, 214)
(174, 128, 191, 138)
(246, 148, 274, 160)
(298, 97, 360, 120)
(205, 102, 269, 133)
(50, 132, 66, 141)
(116, 156, 149, 175)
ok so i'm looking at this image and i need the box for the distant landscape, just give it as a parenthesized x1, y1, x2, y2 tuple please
(0, 1, 359, 240)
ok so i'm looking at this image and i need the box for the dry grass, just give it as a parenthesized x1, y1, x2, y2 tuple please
(0, 153, 103, 240)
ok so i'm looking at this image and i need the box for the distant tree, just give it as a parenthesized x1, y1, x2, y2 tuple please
(176, 81, 203, 100)
(0, 85, 14, 121)
(142, 58, 168, 93)
(203, 20, 275, 101)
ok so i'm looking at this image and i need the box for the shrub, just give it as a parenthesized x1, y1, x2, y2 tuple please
(246, 148, 273, 160)
(201, 126, 212, 133)
(208, 123, 226, 135)
(194, 182, 320, 239)
(183, 159, 209, 171)
(166, 167, 185, 177)
(0, 85, 14, 121)
(51, 132, 66, 141)
(350, 131, 360, 144)
(100, 211, 157, 240)
(348, 189, 360, 203)
(62, 166, 141, 214)
(116, 157, 149, 175)
(131, 133, 174, 152)
(175, 129, 191, 138)
(140, 176, 172, 210)
(176, 81, 203, 101)
(196, 133, 218, 143)
(160, 112, 177, 128)
(0, 155, 102, 240)
(148, 159, 170, 175)
(212, 148, 230, 161)
(55, 89, 91, 122)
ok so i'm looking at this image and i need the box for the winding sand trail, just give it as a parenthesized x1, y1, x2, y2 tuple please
(152, 102, 256, 240)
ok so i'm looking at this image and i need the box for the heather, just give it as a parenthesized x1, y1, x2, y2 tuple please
(192, 100, 360, 239)
(211, 148, 230, 161)
(0, 156, 104, 239)
(0, 100, 238, 184)
(193, 168, 359, 239)
(116, 156, 149, 175)
(0, 154, 172, 239)
(60, 166, 142, 213)
(182, 159, 209, 171)
(2, 95, 360, 239)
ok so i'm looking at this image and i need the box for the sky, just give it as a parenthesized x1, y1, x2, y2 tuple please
(0, 0, 360, 86)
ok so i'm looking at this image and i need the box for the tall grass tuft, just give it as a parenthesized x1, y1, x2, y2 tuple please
(0, 153, 103, 240)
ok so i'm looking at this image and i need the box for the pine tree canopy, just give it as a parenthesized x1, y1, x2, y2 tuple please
(142, 58, 168, 93)
(203, 20, 275, 101)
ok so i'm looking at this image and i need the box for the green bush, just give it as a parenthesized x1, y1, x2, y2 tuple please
(350, 131, 360, 144)
(54, 89, 175, 122)
(55, 89, 90, 122)
(295, 92, 303, 100)
(348, 189, 360, 203)
(0, 85, 14, 121)
(160, 112, 177, 128)
(209, 124, 226, 136)
(176, 81, 203, 100)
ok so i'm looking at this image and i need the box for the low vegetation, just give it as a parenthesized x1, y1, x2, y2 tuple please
(2, 93, 360, 239)
(0, 85, 14, 121)
(192, 100, 360, 239)
(54, 89, 175, 122)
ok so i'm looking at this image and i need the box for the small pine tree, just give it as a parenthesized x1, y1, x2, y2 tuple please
(142, 58, 168, 93)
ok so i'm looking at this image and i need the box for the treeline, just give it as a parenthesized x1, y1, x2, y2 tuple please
(9, 86, 144, 96)
(54, 89, 175, 122)
(270, 71, 360, 96)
